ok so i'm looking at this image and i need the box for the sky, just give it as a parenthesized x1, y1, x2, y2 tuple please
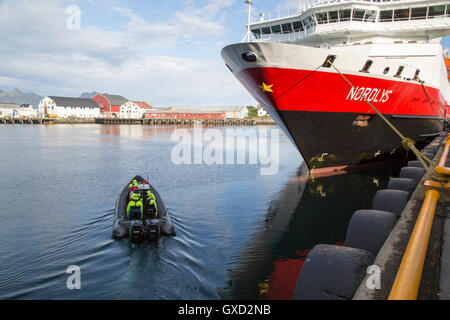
(1, 0, 449, 108)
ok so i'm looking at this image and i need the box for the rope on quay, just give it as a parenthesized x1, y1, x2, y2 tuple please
(327, 59, 445, 183)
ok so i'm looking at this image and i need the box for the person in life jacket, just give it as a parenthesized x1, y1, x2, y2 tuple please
(145, 190, 158, 218)
(127, 192, 143, 220)
(129, 179, 139, 193)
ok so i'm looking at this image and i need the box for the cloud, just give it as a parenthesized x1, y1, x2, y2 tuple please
(0, 0, 253, 107)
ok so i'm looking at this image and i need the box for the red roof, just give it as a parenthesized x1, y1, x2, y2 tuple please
(132, 101, 152, 109)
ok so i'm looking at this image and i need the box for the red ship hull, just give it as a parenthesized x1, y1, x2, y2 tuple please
(236, 67, 445, 169)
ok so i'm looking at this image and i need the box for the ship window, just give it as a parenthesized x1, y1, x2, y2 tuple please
(380, 10, 393, 22)
(251, 29, 261, 38)
(316, 12, 328, 24)
(428, 6, 445, 18)
(364, 10, 377, 22)
(394, 66, 405, 78)
(281, 23, 292, 33)
(262, 27, 271, 35)
(339, 9, 351, 21)
(302, 18, 310, 29)
(329, 11, 338, 23)
(293, 21, 303, 32)
(383, 67, 390, 74)
(271, 25, 282, 34)
(414, 69, 421, 80)
(353, 9, 365, 21)
(360, 60, 373, 73)
(411, 7, 427, 20)
(394, 9, 410, 21)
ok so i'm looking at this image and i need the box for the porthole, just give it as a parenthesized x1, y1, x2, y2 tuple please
(241, 52, 258, 62)
(383, 67, 390, 74)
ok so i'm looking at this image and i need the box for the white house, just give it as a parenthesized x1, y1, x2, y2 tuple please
(0, 103, 20, 117)
(257, 106, 268, 117)
(225, 106, 249, 119)
(18, 104, 37, 117)
(0, 103, 36, 117)
(120, 101, 152, 119)
(38, 96, 100, 118)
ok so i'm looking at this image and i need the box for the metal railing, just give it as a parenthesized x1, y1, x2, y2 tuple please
(388, 134, 450, 299)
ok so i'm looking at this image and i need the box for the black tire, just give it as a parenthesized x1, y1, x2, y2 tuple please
(387, 177, 416, 197)
(345, 210, 397, 255)
(399, 166, 425, 185)
(407, 160, 422, 168)
(293, 244, 374, 300)
(371, 189, 409, 217)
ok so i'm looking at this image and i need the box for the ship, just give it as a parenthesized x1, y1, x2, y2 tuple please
(221, 0, 450, 170)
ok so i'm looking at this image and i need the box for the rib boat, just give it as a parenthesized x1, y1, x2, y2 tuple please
(112, 176, 175, 243)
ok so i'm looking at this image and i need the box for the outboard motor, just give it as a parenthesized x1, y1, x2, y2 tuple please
(130, 221, 144, 243)
(145, 219, 160, 242)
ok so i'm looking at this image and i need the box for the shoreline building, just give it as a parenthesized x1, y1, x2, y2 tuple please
(257, 106, 268, 117)
(144, 106, 249, 120)
(120, 101, 152, 119)
(92, 94, 128, 118)
(38, 96, 100, 118)
(0, 103, 37, 117)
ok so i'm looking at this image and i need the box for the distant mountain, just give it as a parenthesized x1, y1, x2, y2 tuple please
(79, 91, 100, 99)
(0, 88, 43, 107)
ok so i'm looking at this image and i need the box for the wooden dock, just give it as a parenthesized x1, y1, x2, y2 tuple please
(94, 118, 276, 126)
(0, 117, 57, 125)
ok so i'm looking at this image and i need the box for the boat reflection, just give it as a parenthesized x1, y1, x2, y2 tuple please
(221, 161, 404, 300)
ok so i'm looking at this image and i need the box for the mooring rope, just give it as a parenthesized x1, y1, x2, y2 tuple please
(417, 78, 450, 127)
(274, 63, 323, 102)
(326, 59, 443, 181)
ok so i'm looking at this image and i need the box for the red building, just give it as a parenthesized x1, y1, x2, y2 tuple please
(144, 112, 226, 120)
(92, 93, 128, 117)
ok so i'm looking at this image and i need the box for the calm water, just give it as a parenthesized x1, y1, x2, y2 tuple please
(0, 124, 403, 299)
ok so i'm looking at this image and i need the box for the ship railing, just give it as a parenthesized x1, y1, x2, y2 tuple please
(253, 17, 450, 43)
(250, 0, 414, 23)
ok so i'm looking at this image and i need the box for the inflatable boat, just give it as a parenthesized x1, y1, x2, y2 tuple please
(112, 175, 175, 243)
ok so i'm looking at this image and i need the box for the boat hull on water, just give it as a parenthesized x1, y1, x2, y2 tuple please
(112, 175, 175, 241)
(221, 40, 447, 170)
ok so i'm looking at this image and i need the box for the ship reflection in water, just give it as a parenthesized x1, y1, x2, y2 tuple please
(221, 161, 404, 300)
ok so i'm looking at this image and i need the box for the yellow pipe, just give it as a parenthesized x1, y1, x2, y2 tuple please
(434, 135, 450, 175)
(388, 189, 440, 300)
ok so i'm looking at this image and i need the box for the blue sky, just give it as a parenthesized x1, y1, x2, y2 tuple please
(0, 0, 449, 107)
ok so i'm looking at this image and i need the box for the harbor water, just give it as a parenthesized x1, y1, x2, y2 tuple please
(0, 124, 404, 299)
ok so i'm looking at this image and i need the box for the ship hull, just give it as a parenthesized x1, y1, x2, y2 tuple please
(222, 42, 446, 169)
(278, 110, 441, 168)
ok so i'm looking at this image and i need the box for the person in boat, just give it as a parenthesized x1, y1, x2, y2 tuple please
(144, 190, 158, 218)
(129, 179, 139, 193)
(127, 192, 143, 220)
